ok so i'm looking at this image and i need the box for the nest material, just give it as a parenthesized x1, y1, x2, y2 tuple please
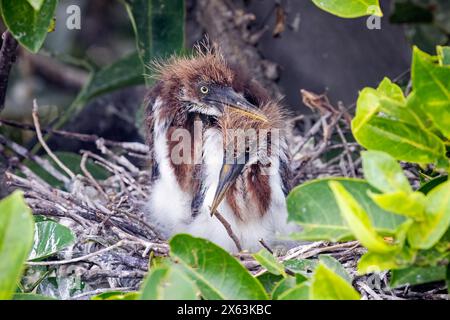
(1, 95, 445, 300)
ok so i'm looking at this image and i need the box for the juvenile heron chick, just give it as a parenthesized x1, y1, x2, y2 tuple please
(188, 102, 297, 252)
(145, 46, 295, 252)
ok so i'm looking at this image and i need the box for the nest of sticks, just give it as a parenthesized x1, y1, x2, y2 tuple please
(0, 94, 445, 300)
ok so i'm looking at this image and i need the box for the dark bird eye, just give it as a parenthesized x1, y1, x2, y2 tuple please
(200, 86, 209, 94)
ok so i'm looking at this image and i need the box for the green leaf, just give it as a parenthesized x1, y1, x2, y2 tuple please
(0, 191, 34, 300)
(311, 0, 382, 18)
(437, 46, 450, 66)
(76, 52, 145, 104)
(329, 181, 397, 253)
(125, 0, 185, 80)
(256, 273, 284, 294)
(169, 234, 268, 300)
(310, 263, 360, 300)
(352, 115, 446, 165)
(357, 248, 416, 274)
(362, 151, 412, 193)
(13, 293, 56, 300)
(277, 282, 310, 300)
(287, 178, 405, 242)
(29, 221, 75, 261)
(53, 53, 146, 131)
(418, 175, 448, 195)
(0, 0, 57, 52)
(26, 0, 44, 11)
(253, 250, 286, 277)
(390, 266, 446, 288)
(369, 191, 426, 220)
(283, 259, 317, 274)
(318, 255, 352, 283)
(271, 276, 296, 300)
(408, 181, 450, 249)
(92, 292, 139, 300)
(139, 265, 199, 300)
(412, 46, 450, 139)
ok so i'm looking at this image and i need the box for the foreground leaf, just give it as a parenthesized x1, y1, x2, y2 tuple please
(329, 181, 397, 253)
(0, 191, 34, 300)
(311, 0, 382, 18)
(408, 181, 450, 249)
(0, 0, 57, 52)
(357, 248, 416, 274)
(29, 221, 75, 261)
(13, 293, 56, 300)
(390, 266, 446, 288)
(170, 234, 268, 300)
(253, 250, 286, 277)
(92, 291, 139, 300)
(318, 255, 352, 283)
(369, 191, 426, 220)
(287, 178, 405, 242)
(310, 263, 360, 300)
(362, 151, 412, 193)
(140, 265, 199, 300)
(412, 47, 450, 139)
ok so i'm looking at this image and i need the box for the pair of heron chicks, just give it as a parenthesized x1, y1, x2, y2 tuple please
(145, 48, 296, 252)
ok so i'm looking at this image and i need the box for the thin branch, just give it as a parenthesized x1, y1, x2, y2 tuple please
(212, 209, 242, 252)
(32, 99, 76, 180)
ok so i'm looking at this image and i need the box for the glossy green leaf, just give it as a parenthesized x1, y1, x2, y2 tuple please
(54, 53, 146, 131)
(13, 293, 56, 300)
(437, 46, 450, 65)
(92, 291, 139, 300)
(271, 277, 296, 300)
(318, 255, 352, 283)
(287, 178, 405, 242)
(310, 263, 360, 300)
(27, 0, 44, 11)
(140, 265, 199, 300)
(0, 0, 57, 52)
(277, 282, 310, 300)
(412, 47, 450, 139)
(357, 248, 416, 274)
(253, 250, 286, 277)
(0, 191, 34, 300)
(311, 0, 382, 18)
(408, 181, 450, 249)
(390, 266, 446, 288)
(353, 115, 446, 165)
(77, 52, 145, 104)
(418, 175, 448, 195)
(362, 151, 412, 193)
(283, 259, 317, 274)
(256, 273, 284, 294)
(125, 0, 185, 79)
(29, 221, 75, 261)
(329, 181, 397, 253)
(370, 191, 426, 220)
(169, 234, 268, 300)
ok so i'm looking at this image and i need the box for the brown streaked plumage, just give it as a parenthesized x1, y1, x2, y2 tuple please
(144, 43, 297, 252)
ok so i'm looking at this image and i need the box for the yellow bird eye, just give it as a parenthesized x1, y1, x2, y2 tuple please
(200, 86, 209, 94)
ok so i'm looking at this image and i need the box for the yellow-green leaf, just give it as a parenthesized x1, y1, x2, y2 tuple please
(362, 151, 412, 193)
(0, 191, 34, 300)
(311, 0, 382, 18)
(357, 248, 416, 274)
(369, 191, 426, 220)
(412, 46, 450, 139)
(139, 265, 199, 300)
(253, 250, 286, 277)
(408, 181, 450, 249)
(310, 263, 360, 300)
(329, 181, 397, 253)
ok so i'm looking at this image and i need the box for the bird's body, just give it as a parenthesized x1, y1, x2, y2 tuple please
(145, 46, 296, 252)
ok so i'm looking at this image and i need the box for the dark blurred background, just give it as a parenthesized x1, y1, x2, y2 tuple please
(0, 0, 449, 149)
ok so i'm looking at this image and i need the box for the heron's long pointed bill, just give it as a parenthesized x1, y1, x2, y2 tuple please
(207, 87, 268, 122)
(210, 162, 245, 216)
